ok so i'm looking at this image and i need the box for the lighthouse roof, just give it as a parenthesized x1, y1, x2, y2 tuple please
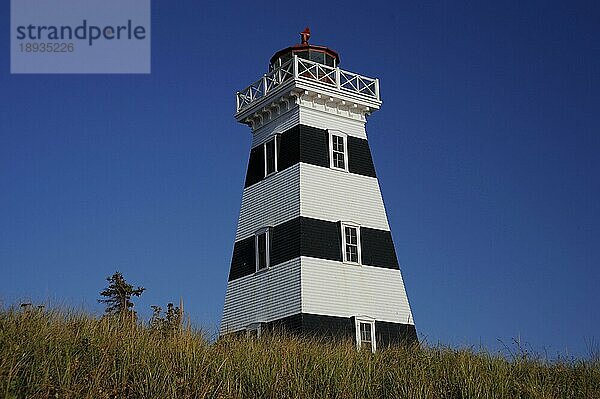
(269, 27, 340, 71)
(270, 43, 340, 68)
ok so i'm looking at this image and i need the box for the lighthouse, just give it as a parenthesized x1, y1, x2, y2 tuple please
(221, 29, 416, 351)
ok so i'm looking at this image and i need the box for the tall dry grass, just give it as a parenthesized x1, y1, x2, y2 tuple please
(1, 307, 598, 398)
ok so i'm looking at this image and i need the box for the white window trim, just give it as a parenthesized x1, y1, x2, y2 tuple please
(246, 322, 262, 338)
(328, 130, 349, 172)
(355, 316, 376, 353)
(254, 227, 271, 272)
(263, 135, 279, 177)
(341, 221, 361, 265)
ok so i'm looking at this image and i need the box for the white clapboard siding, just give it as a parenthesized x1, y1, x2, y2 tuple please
(300, 256, 414, 324)
(299, 107, 367, 139)
(221, 258, 302, 333)
(252, 106, 300, 147)
(251, 101, 368, 147)
(299, 163, 390, 231)
(235, 164, 301, 241)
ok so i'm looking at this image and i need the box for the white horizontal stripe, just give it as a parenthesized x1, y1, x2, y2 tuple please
(251, 105, 368, 149)
(299, 107, 367, 139)
(299, 163, 390, 231)
(300, 256, 413, 324)
(221, 258, 302, 334)
(235, 162, 390, 241)
(235, 164, 300, 241)
(251, 106, 300, 147)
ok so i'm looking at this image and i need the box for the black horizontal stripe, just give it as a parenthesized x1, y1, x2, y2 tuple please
(228, 236, 255, 281)
(242, 313, 418, 346)
(244, 145, 264, 187)
(277, 125, 301, 171)
(347, 136, 377, 177)
(360, 227, 399, 269)
(375, 320, 418, 347)
(244, 124, 376, 188)
(298, 125, 330, 169)
(228, 217, 398, 281)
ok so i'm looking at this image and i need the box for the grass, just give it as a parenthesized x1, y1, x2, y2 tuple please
(1, 307, 599, 398)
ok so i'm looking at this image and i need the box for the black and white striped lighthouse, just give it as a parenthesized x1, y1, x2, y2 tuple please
(221, 29, 416, 351)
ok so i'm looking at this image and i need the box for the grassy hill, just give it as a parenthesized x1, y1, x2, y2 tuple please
(1, 307, 598, 398)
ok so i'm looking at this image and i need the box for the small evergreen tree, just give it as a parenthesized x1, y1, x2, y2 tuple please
(149, 303, 182, 335)
(98, 271, 145, 319)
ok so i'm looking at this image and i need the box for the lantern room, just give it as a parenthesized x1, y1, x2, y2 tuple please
(268, 27, 340, 71)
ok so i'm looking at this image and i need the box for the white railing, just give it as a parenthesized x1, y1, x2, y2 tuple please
(236, 55, 380, 112)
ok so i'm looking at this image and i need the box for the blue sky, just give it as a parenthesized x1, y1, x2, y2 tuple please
(1, 1, 598, 357)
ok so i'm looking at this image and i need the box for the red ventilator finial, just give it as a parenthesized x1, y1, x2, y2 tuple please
(300, 27, 311, 45)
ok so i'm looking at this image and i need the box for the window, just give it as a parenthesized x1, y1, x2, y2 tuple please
(355, 317, 376, 353)
(325, 53, 336, 67)
(344, 226, 359, 263)
(309, 50, 325, 64)
(264, 136, 279, 177)
(341, 222, 361, 264)
(360, 323, 373, 349)
(246, 322, 262, 338)
(255, 228, 270, 271)
(329, 131, 348, 171)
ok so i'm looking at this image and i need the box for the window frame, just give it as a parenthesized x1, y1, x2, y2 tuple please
(328, 130, 349, 172)
(341, 222, 361, 265)
(263, 135, 279, 177)
(354, 316, 376, 353)
(246, 322, 262, 338)
(254, 227, 271, 272)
